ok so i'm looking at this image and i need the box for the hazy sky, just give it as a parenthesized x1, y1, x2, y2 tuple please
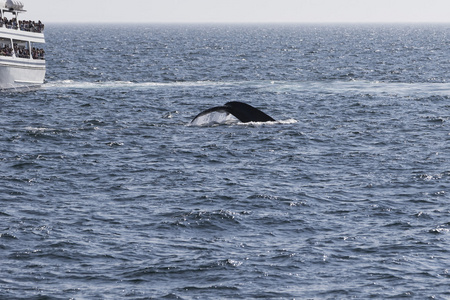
(23, 0, 450, 23)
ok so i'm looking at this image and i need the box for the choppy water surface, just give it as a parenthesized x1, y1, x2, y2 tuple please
(1, 24, 450, 299)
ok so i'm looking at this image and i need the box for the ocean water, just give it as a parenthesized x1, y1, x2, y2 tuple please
(1, 24, 450, 299)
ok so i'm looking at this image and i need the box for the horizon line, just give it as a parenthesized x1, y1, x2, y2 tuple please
(42, 21, 450, 25)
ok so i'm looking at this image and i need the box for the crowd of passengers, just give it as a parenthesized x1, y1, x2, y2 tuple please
(0, 17, 44, 33)
(0, 44, 45, 59)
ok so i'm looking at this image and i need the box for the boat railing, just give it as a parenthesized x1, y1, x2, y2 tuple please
(0, 17, 44, 33)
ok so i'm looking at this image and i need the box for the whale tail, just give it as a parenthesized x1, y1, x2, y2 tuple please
(222, 101, 275, 123)
(190, 101, 275, 126)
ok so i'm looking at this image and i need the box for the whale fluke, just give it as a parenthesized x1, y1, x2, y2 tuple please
(191, 101, 275, 126)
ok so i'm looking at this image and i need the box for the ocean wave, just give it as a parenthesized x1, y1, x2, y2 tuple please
(43, 79, 450, 99)
(43, 79, 245, 90)
(241, 119, 299, 125)
(189, 118, 298, 127)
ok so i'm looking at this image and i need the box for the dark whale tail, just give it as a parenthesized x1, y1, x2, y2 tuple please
(222, 101, 275, 123)
(191, 101, 275, 126)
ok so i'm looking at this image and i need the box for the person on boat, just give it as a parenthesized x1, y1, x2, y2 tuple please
(31, 47, 45, 60)
(0, 45, 12, 57)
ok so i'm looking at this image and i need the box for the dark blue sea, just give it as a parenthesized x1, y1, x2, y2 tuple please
(1, 24, 450, 299)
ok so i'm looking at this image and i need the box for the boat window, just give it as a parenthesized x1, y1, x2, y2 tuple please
(31, 42, 45, 60)
(0, 38, 12, 57)
(13, 39, 30, 59)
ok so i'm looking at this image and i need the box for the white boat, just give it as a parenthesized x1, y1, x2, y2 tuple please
(0, 0, 45, 90)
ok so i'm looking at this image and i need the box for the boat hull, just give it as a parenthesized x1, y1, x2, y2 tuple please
(0, 57, 45, 89)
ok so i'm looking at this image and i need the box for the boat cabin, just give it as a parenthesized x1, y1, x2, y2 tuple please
(0, 0, 46, 89)
(0, 0, 45, 60)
